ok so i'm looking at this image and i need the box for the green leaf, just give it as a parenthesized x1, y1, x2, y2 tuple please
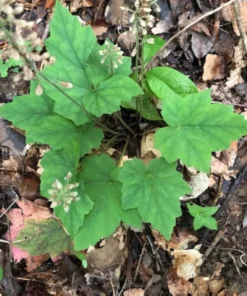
(143, 35, 165, 65)
(0, 267, 3, 281)
(46, 1, 96, 67)
(40, 149, 94, 237)
(146, 66, 198, 101)
(41, 1, 97, 125)
(40, 65, 92, 126)
(193, 215, 204, 230)
(0, 93, 54, 131)
(27, 115, 103, 156)
(81, 75, 143, 117)
(155, 90, 247, 172)
(118, 158, 191, 240)
(187, 203, 218, 217)
(85, 42, 132, 85)
(187, 203, 218, 231)
(14, 218, 73, 257)
(0, 62, 8, 77)
(55, 194, 93, 237)
(121, 94, 162, 121)
(40, 148, 79, 197)
(74, 154, 141, 250)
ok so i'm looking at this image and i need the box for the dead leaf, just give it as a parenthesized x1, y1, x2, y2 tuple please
(118, 32, 136, 51)
(105, 0, 129, 26)
(226, 40, 247, 88)
(85, 231, 127, 273)
(191, 276, 210, 296)
(152, 20, 173, 35)
(172, 249, 203, 281)
(192, 32, 213, 59)
(167, 269, 192, 296)
(70, 0, 93, 11)
(92, 24, 108, 36)
(202, 54, 226, 81)
(169, 0, 193, 18)
(45, 0, 55, 9)
(5, 199, 51, 271)
(152, 228, 198, 251)
(221, 141, 238, 168)
(222, 3, 247, 36)
(191, 22, 211, 36)
(211, 156, 229, 175)
(123, 289, 145, 296)
(180, 172, 210, 201)
(210, 156, 236, 180)
(19, 173, 40, 201)
(141, 133, 161, 165)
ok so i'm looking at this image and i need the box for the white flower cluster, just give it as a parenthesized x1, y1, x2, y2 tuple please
(47, 172, 80, 212)
(0, 0, 52, 81)
(98, 40, 124, 68)
(121, 0, 156, 36)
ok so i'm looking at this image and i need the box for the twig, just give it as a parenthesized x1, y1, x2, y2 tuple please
(147, 0, 237, 66)
(109, 277, 116, 296)
(114, 113, 136, 136)
(134, 242, 146, 282)
(233, 0, 247, 56)
(0, 197, 19, 218)
(202, 229, 226, 263)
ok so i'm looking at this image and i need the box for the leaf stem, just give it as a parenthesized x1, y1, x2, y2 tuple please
(114, 113, 136, 136)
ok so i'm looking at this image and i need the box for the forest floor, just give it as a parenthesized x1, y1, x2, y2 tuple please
(1, 0, 247, 295)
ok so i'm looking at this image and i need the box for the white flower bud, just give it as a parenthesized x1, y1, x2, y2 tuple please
(50, 201, 58, 208)
(143, 7, 151, 12)
(53, 179, 63, 190)
(139, 19, 147, 27)
(134, 0, 139, 8)
(13, 5, 24, 15)
(129, 13, 135, 24)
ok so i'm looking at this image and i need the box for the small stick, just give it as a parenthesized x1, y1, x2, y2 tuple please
(134, 242, 146, 282)
(0, 197, 19, 218)
(233, 0, 247, 56)
(147, 0, 237, 66)
(202, 229, 226, 263)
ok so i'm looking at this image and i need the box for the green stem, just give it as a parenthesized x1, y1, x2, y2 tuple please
(117, 138, 129, 166)
(138, 39, 145, 122)
(114, 113, 136, 136)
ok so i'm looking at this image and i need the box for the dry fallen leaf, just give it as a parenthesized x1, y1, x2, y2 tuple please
(226, 40, 247, 88)
(152, 228, 198, 251)
(5, 199, 51, 271)
(192, 32, 213, 59)
(118, 32, 136, 51)
(105, 0, 129, 25)
(123, 289, 145, 296)
(92, 24, 108, 36)
(222, 3, 247, 36)
(141, 133, 161, 165)
(191, 22, 211, 36)
(70, 0, 93, 12)
(180, 172, 210, 201)
(172, 249, 203, 281)
(202, 54, 226, 81)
